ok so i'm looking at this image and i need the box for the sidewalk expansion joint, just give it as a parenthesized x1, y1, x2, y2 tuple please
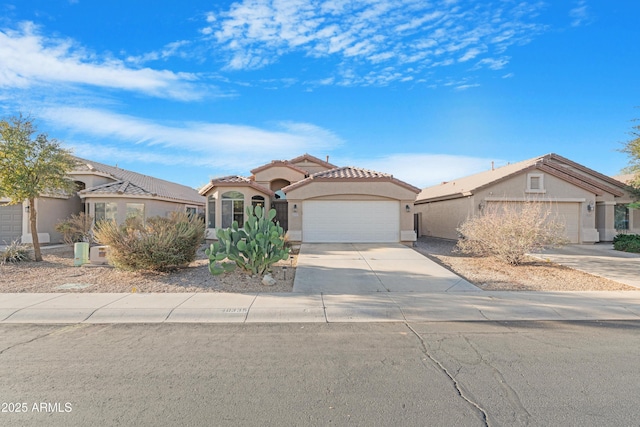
(243, 294, 259, 323)
(163, 293, 198, 322)
(83, 294, 130, 323)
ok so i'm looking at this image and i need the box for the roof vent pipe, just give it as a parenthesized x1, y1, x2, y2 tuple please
(326, 155, 330, 163)
(491, 161, 494, 171)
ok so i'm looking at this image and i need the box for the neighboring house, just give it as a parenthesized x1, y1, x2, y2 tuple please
(414, 153, 639, 243)
(0, 157, 204, 244)
(199, 154, 420, 245)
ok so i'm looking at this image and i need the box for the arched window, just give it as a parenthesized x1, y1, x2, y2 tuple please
(252, 195, 265, 212)
(222, 191, 244, 228)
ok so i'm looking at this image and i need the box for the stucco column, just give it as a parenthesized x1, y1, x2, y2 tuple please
(596, 202, 617, 242)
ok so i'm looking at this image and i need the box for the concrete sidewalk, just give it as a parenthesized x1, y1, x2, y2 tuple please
(2, 291, 640, 324)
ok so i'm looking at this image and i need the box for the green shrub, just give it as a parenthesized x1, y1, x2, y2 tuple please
(1, 240, 31, 265)
(93, 212, 205, 272)
(55, 212, 94, 244)
(613, 233, 640, 253)
(206, 205, 289, 276)
(457, 200, 569, 265)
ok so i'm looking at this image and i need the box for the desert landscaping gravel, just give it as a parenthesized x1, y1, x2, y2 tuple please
(1, 246, 297, 293)
(2, 239, 637, 293)
(414, 237, 637, 291)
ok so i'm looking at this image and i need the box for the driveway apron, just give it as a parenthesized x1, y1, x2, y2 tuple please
(531, 243, 640, 289)
(293, 243, 479, 293)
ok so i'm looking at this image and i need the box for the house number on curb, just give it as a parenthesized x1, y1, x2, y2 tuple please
(222, 308, 248, 313)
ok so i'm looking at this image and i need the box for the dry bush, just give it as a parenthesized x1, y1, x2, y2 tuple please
(55, 212, 94, 244)
(93, 212, 205, 272)
(1, 240, 31, 265)
(456, 200, 569, 265)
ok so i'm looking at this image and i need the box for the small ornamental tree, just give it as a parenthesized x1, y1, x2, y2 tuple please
(620, 115, 640, 208)
(456, 200, 569, 265)
(620, 116, 640, 190)
(0, 114, 77, 261)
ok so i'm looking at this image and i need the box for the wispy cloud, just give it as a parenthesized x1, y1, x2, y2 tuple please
(39, 107, 342, 173)
(202, 0, 547, 86)
(0, 21, 203, 100)
(569, 1, 591, 27)
(342, 153, 502, 188)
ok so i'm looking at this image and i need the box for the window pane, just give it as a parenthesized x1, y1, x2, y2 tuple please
(251, 196, 265, 211)
(106, 203, 118, 221)
(233, 200, 244, 225)
(530, 176, 540, 190)
(126, 203, 144, 221)
(95, 203, 105, 222)
(222, 199, 232, 228)
(207, 197, 216, 228)
(615, 205, 629, 230)
(222, 191, 244, 199)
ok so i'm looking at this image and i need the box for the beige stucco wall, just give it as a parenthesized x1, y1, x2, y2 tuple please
(285, 181, 417, 245)
(291, 160, 332, 174)
(414, 196, 475, 240)
(253, 166, 305, 188)
(22, 196, 81, 244)
(69, 172, 115, 189)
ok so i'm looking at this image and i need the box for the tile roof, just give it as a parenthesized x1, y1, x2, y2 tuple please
(199, 175, 275, 196)
(250, 160, 308, 175)
(416, 153, 627, 203)
(73, 157, 204, 205)
(283, 166, 420, 193)
(289, 153, 337, 170)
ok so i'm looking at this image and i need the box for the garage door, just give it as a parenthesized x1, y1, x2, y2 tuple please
(554, 202, 580, 243)
(487, 201, 580, 244)
(303, 200, 399, 243)
(0, 204, 23, 244)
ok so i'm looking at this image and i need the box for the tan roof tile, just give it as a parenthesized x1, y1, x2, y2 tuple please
(199, 175, 275, 196)
(72, 157, 204, 205)
(283, 166, 420, 193)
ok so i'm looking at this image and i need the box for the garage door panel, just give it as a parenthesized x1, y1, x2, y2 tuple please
(0, 204, 23, 243)
(487, 201, 580, 244)
(303, 201, 399, 243)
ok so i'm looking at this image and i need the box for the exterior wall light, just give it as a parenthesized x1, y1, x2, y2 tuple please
(405, 204, 411, 213)
(587, 201, 594, 212)
(25, 205, 30, 213)
(293, 204, 298, 212)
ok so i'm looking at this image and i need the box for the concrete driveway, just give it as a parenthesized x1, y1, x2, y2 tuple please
(531, 243, 640, 289)
(293, 243, 480, 293)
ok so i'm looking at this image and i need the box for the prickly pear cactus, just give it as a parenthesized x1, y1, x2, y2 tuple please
(205, 205, 289, 276)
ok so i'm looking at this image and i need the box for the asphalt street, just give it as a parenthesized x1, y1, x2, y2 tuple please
(1, 321, 639, 426)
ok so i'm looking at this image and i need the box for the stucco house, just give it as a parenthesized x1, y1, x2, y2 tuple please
(199, 154, 420, 245)
(0, 157, 205, 245)
(414, 153, 639, 243)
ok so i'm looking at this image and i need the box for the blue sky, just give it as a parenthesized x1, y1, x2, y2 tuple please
(1, 1, 638, 189)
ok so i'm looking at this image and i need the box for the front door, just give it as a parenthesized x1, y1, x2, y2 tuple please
(271, 200, 288, 231)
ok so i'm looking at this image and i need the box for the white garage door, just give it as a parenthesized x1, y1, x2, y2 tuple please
(0, 204, 23, 244)
(303, 200, 399, 243)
